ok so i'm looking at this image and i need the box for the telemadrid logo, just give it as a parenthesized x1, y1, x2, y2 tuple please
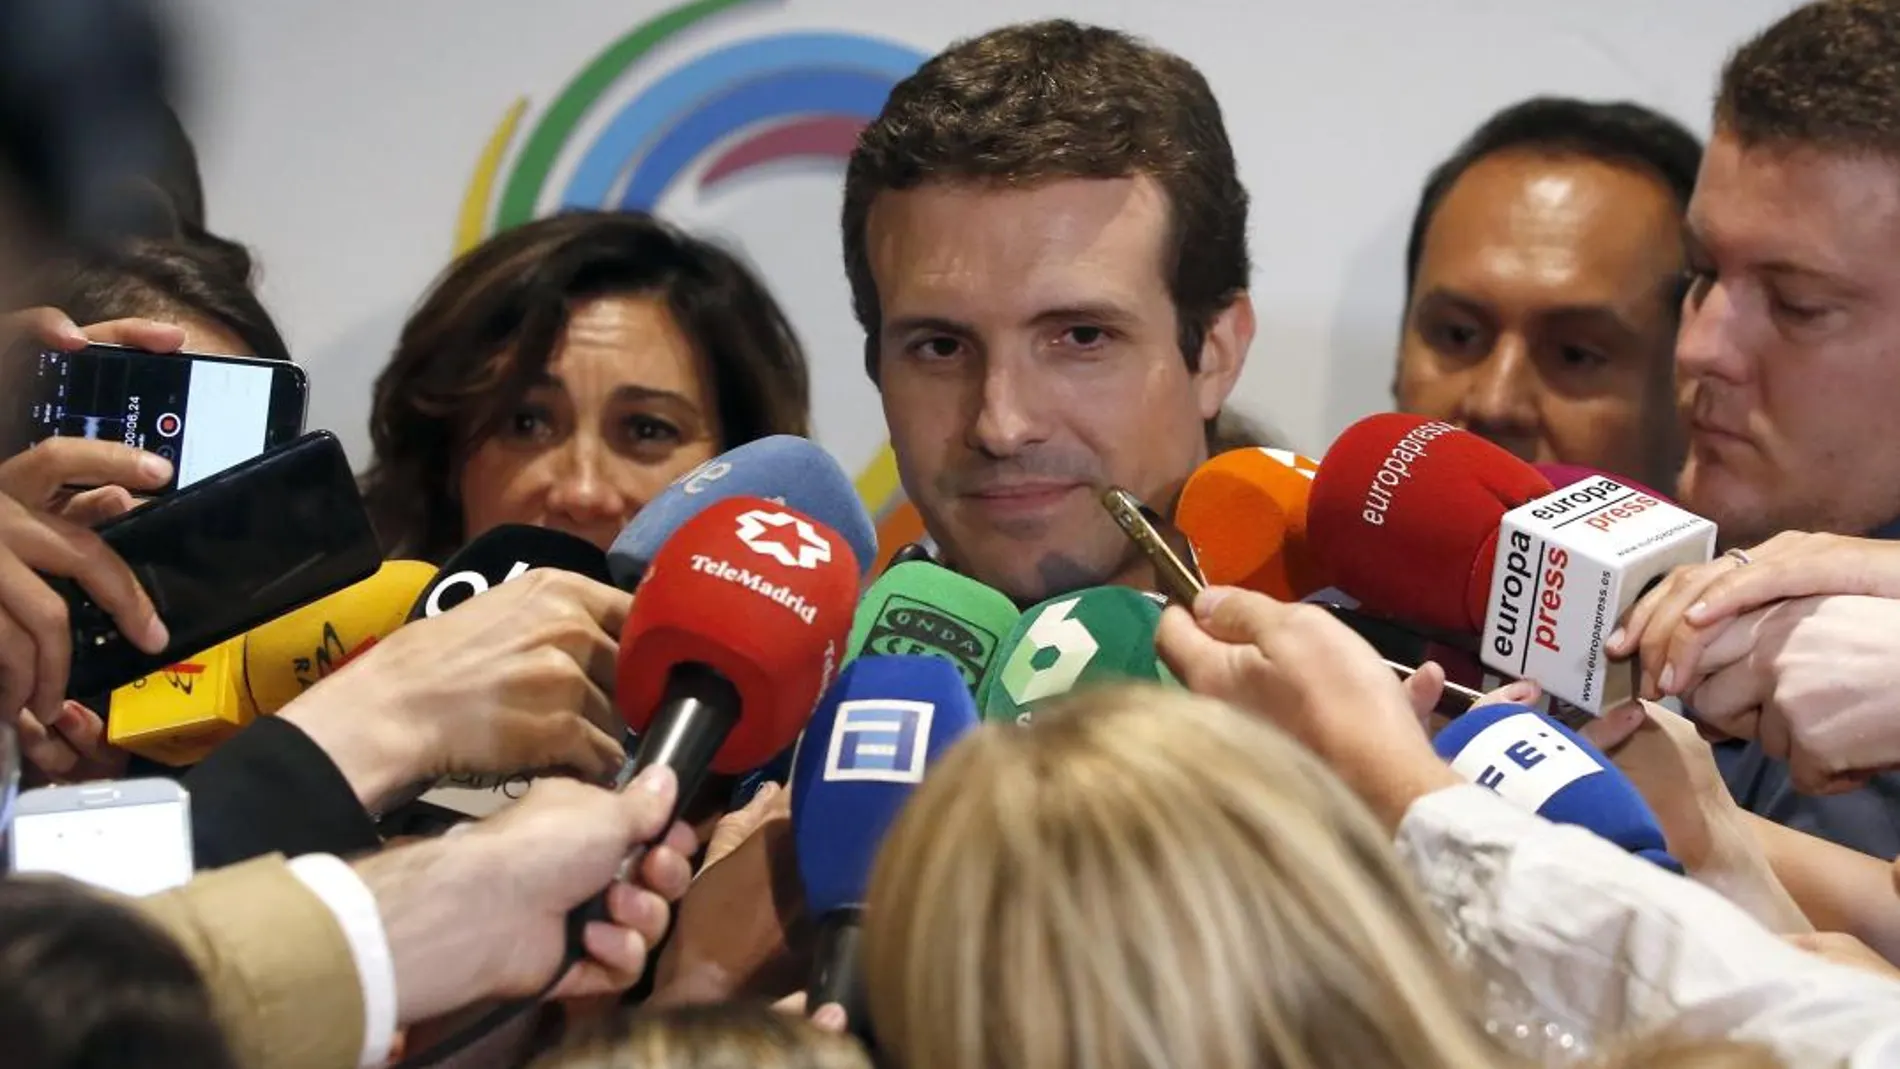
(453, 0, 926, 551)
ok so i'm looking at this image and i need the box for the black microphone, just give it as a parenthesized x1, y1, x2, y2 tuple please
(406, 525, 612, 622)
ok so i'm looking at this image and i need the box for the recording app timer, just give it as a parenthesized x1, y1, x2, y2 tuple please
(29, 349, 273, 489)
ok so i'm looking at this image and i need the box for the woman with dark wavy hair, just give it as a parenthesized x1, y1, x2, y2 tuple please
(360, 211, 811, 561)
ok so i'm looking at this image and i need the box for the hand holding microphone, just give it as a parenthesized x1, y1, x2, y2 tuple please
(1155, 586, 1463, 828)
(278, 568, 629, 811)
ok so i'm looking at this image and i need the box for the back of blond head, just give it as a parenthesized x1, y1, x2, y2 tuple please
(529, 1002, 872, 1069)
(862, 683, 1519, 1069)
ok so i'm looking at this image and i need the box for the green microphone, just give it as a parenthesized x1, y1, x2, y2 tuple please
(844, 561, 1021, 693)
(976, 586, 1179, 724)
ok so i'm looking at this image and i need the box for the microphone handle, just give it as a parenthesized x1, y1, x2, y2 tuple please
(807, 908, 873, 1043)
(569, 663, 741, 940)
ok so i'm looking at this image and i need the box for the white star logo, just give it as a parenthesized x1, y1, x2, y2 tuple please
(734, 509, 832, 569)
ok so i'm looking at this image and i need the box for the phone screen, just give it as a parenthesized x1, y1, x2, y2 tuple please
(20, 346, 300, 490)
(9, 797, 192, 896)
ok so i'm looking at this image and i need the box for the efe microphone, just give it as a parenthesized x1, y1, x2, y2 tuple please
(1433, 702, 1681, 871)
(790, 655, 979, 1038)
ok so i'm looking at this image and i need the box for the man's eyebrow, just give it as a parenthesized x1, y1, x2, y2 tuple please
(883, 314, 976, 338)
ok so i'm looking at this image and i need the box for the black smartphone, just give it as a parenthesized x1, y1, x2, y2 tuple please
(0, 342, 307, 494)
(52, 431, 383, 699)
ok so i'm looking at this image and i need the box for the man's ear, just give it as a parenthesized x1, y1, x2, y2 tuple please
(1193, 292, 1254, 420)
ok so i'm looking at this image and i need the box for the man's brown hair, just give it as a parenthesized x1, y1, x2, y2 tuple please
(1717, 0, 1900, 152)
(841, 19, 1250, 380)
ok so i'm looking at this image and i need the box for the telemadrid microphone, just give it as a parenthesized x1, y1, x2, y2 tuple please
(976, 586, 1176, 723)
(615, 495, 860, 808)
(844, 560, 1020, 693)
(790, 655, 979, 1036)
(407, 524, 612, 622)
(106, 637, 254, 765)
(605, 435, 878, 589)
(1433, 701, 1681, 872)
(243, 560, 436, 713)
(1175, 447, 1326, 600)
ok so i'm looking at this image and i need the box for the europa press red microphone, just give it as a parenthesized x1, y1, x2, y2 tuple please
(1310, 417, 1714, 713)
(1307, 413, 1554, 635)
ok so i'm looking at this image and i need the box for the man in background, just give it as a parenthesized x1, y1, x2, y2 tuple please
(1395, 97, 1700, 494)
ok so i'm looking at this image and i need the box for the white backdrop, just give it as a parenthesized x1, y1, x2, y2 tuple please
(163, 0, 1800, 509)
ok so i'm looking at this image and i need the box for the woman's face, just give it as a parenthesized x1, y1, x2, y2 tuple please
(457, 293, 724, 551)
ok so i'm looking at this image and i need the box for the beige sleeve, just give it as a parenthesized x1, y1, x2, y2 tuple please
(134, 854, 366, 1069)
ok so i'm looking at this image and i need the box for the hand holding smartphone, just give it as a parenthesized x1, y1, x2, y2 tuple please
(6, 779, 193, 895)
(0, 341, 307, 495)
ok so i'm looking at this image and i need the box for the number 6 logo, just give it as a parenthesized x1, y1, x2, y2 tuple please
(997, 597, 1099, 705)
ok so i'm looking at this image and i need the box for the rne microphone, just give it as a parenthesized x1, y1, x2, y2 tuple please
(1479, 472, 1713, 713)
(106, 637, 255, 766)
(1175, 447, 1325, 600)
(243, 560, 437, 714)
(844, 560, 1020, 693)
(790, 655, 978, 1039)
(1307, 413, 1553, 635)
(605, 435, 878, 589)
(977, 586, 1176, 724)
(1433, 702, 1681, 872)
(407, 524, 612, 622)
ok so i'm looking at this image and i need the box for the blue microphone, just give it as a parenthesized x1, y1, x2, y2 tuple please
(789, 655, 979, 1034)
(1434, 703, 1681, 872)
(605, 435, 878, 588)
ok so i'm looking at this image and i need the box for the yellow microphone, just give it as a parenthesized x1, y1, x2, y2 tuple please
(241, 560, 437, 714)
(107, 637, 256, 766)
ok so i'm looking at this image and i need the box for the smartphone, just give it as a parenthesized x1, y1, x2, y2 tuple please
(53, 430, 384, 699)
(0, 342, 307, 493)
(1316, 603, 1489, 717)
(1101, 487, 1207, 606)
(7, 779, 192, 896)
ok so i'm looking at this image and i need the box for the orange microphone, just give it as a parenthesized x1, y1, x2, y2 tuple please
(1175, 447, 1326, 600)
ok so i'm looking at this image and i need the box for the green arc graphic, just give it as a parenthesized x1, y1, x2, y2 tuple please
(493, 0, 755, 230)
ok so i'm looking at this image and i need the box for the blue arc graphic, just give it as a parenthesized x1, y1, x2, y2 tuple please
(561, 32, 924, 209)
(617, 69, 894, 209)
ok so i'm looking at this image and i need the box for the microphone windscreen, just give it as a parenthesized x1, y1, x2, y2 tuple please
(1308, 414, 1552, 633)
(244, 560, 437, 714)
(1433, 702, 1680, 872)
(618, 496, 860, 774)
(844, 561, 1020, 692)
(1532, 463, 1674, 505)
(106, 638, 255, 766)
(408, 525, 612, 622)
(977, 585, 1175, 723)
(789, 655, 978, 915)
(1176, 447, 1324, 600)
(606, 436, 877, 588)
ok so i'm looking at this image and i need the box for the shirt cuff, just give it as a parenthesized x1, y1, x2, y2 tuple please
(288, 854, 398, 1068)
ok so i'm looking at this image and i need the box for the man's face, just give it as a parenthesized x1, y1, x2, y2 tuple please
(866, 176, 1250, 604)
(1678, 131, 1900, 546)
(1395, 152, 1687, 491)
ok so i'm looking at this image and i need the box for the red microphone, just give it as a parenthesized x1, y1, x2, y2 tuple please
(616, 495, 861, 807)
(1307, 414, 1552, 634)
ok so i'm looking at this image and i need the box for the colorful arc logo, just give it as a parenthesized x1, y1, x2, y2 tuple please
(454, 0, 925, 564)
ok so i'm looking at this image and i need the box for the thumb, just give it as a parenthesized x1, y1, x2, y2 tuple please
(0, 439, 172, 504)
(1190, 585, 1290, 647)
(1579, 699, 1648, 753)
(1155, 604, 1229, 683)
(701, 782, 786, 873)
(619, 765, 679, 849)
